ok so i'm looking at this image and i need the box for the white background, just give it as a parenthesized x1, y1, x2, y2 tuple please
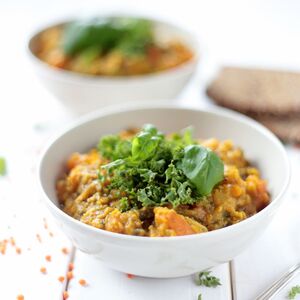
(0, 1, 300, 299)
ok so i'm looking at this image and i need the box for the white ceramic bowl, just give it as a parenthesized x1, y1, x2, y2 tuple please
(28, 18, 199, 115)
(38, 104, 290, 278)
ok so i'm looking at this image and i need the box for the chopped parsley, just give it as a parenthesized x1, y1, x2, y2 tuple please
(198, 294, 202, 300)
(288, 285, 300, 299)
(97, 125, 224, 211)
(195, 271, 221, 288)
(0, 157, 6, 176)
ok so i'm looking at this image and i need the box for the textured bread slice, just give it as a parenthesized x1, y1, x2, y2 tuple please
(253, 117, 300, 143)
(206, 67, 300, 117)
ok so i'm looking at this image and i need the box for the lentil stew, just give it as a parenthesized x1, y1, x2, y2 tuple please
(57, 125, 270, 237)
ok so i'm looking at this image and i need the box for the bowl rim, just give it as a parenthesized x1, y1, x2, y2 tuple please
(27, 14, 199, 84)
(38, 103, 290, 243)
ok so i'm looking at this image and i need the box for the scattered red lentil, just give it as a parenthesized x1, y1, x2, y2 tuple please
(0, 241, 7, 255)
(49, 232, 54, 237)
(58, 276, 65, 283)
(10, 237, 16, 247)
(40, 267, 47, 274)
(16, 295, 24, 300)
(16, 247, 22, 254)
(62, 247, 69, 255)
(67, 271, 73, 280)
(45, 255, 51, 262)
(63, 291, 69, 300)
(79, 279, 87, 286)
(126, 273, 135, 279)
(68, 262, 74, 271)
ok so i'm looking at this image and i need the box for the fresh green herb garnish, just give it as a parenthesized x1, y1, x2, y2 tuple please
(195, 271, 221, 288)
(98, 125, 224, 211)
(178, 144, 224, 196)
(198, 294, 202, 300)
(63, 17, 153, 57)
(288, 285, 300, 299)
(98, 135, 131, 161)
(0, 157, 6, 176)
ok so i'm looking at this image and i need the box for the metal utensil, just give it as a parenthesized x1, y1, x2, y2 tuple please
(255, 263, 300, 300)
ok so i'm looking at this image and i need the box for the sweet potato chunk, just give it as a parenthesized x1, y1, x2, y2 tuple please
(150, 207, 207, 237)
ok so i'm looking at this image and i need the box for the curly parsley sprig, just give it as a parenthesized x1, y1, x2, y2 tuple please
(195, 271, 221, 288)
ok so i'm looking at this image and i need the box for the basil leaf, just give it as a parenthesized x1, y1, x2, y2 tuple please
(62, 17, 153, 57)
(179, 145, 224, 196)
(63, 18, 125, 56)
(77, 46, 101, 64)
(182, 126, 194, 145)
(117, 19, 153, 56)
(131, 125, 162, 161)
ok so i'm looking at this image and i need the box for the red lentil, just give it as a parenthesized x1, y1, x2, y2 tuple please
(45, 255, 51, 262)
(68, 262, 74, 271)
(61, 247, 69, 255)
(10, 237, 16, 246)
(79, 279, 87, 286)
(67, 271, 73, 280)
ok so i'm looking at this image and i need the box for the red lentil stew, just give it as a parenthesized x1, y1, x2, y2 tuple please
(35, 17, 193, 76)
(57, 125, 270, 237)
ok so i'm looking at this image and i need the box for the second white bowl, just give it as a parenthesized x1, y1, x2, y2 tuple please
(28, 17, 199, 115)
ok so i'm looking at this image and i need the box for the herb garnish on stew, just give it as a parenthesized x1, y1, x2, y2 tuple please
(36, 17, 194, 76)
(98, 124, 224, 211)
(57, 124, 270, 237)
(63, 18, 153, 57)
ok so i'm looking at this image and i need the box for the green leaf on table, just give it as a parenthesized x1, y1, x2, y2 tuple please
(195, 271, 221, 288)
(0, 157, 6, 176)
(288, 285, 300, 299)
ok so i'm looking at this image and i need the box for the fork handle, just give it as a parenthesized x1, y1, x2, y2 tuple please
(255, 263, 300, 300)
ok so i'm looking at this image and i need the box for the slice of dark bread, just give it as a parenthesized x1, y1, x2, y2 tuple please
(206, 67, 300, 117)
(254, 116, 300, 143)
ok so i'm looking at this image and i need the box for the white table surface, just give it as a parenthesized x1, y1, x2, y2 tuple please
(1, 1, 300, 299)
